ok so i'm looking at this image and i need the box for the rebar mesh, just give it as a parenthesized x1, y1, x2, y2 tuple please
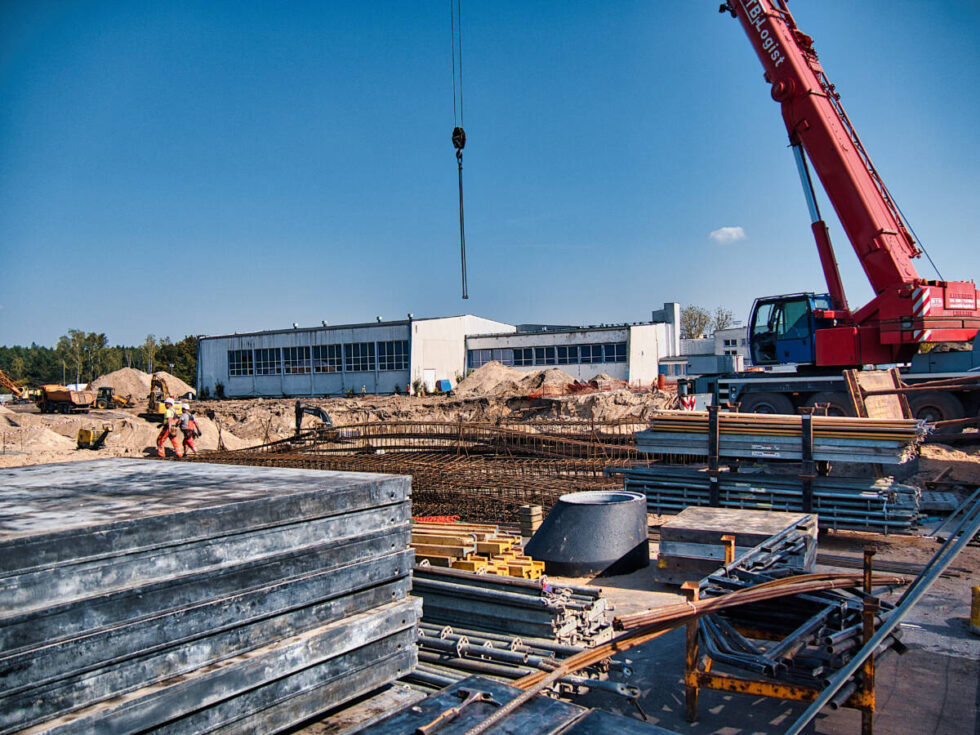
(193, 419, 653, 521)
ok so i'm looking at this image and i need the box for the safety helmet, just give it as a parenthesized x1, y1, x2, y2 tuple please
(182, 403, 190, 411)
(164, 398, 174, 405)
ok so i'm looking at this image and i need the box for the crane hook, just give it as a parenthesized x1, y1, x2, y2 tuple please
(453, 125, 468, 299)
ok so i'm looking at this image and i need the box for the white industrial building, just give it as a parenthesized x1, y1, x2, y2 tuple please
(196, 304, 681, 398)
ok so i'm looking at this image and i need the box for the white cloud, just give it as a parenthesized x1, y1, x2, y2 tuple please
(709, 226, 747, 244)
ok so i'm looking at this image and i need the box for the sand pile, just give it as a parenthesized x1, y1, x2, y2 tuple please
(546, 389, 677, 421)
(154, 371, 196, 397)
(89, 367, 151, 399)
(88, 368, 196, 401)
(0, 425, 75, 452)
(919, 444, 980, 485)
(520, 368, 576, 395)
(456, 362, 525, 397)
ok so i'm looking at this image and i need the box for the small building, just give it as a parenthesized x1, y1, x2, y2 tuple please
(660, 324, 749, 379)
(714, 326, 750, 362)
(196, 315, 513, 399)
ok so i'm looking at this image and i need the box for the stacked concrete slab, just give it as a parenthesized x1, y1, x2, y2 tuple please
(0, 458, 418, 735)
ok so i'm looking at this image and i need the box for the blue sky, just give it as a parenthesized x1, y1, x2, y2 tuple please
(2, 1, 978, 346)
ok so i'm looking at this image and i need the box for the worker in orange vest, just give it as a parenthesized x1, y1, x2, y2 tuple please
(156, 397, 182, 458)
(180, 402, 201, 456)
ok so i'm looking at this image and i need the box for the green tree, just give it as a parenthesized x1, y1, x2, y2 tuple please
(143, 334, 158, 373)
(56, 329, 88, 386)
(680, 305, 712, 339)
(713, 307, 734, 332)
(9, 355, 26, 381)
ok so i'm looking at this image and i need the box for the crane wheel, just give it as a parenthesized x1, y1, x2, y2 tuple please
(804, 391, 856, 417)
(909, 391, 964, 423)
(737, 392, 795, 415)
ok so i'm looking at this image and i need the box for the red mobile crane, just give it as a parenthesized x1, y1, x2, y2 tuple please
(724, 0, 980, 367)
(684, 2, 980, 418)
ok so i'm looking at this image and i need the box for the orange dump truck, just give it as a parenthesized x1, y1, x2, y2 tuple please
(36, 385, 96, 414)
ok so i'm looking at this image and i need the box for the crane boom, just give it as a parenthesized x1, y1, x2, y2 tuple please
(725, 0, 980, 365)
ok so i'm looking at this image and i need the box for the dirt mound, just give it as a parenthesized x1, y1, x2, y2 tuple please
(89, 368, 151, 399)
(154, 371, 196, 398)
(456, 361, 526, 397)
(918, 444, 980, 485)
(520, 368, 576, 395)
(591, 372, 614, 382)
(0, 425, 75, 452)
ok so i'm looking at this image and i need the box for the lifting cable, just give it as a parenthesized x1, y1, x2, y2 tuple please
(450, 0, 468, 299)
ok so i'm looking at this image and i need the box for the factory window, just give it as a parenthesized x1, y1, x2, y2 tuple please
(312, 344, 342, 373)
(603, 343, 627, 363)
(494, 349, 515, 366)
(468, 349, 491, 369)
(228, 350, 253, 376)
(378, 340, 409, 371)
(556, 345, 577, 365)
(534, 346, 556, 365)
(283, 346, 310, 374)
(579, 344, 601, 364)
(254, 348, 281, 375)
(345, 342, 376, 372)
(513, 348, 534, 366)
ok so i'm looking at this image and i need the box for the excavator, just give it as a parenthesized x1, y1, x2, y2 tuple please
(0, 368, 28, 403)
(144, 377, 182, 420)
(686, 2, 980, 417)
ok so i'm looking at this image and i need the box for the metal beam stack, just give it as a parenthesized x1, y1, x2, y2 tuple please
(0, 459, 418, 735)
(412, 566, 612, 646)
(636, 411, 923, 465)
(609, 466, 920, 532)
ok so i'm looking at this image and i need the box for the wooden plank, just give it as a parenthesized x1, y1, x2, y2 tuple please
(414, 554, 454, 568)
(411, 533, 476, 546)
(451, 558, 488, 572)
(410, 543, 471, 558)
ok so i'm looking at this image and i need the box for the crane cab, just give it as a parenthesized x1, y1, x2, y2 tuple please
(749, 293, 835, 367)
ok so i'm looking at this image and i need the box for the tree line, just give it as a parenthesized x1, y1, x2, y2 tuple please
(0, 332, 198, 389)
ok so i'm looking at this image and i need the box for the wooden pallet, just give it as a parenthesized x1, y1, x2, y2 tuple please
(410, 520, 543, 578)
